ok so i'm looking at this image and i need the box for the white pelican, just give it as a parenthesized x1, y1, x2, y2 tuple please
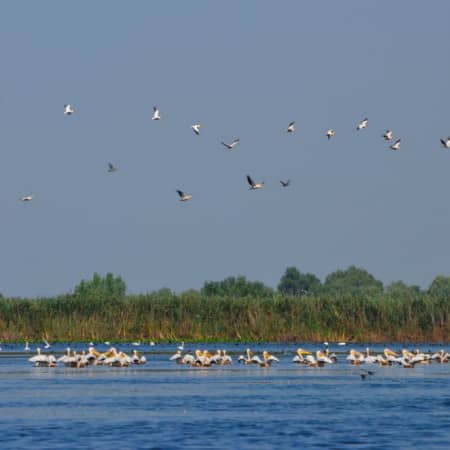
(181, 353, 195, 365)
(221, 138, 240, 150)
(131, 341, 141, 346)
(383, 348, 399, 364)
(246, 175, 264, 190)
(191, 124, 201, 135)
(220, 350, 232, 365)
(238, 348, 254, 365)
(20, 195, 33, 202)
(43, 338, 51, 349)
(326, 129, 336, 139)
(177, 341, 185, 351)
(107, 162, 117, 173)
(170, 350, 183, 363)
(57, 347, 72, 364)
(149, 341, 155, 346)
(131, 350, 146, 365)
(316, 350, 334, 365)
(383, 130, 394, 141)
(104, 341, 111, 345)
(24, 341, 31, 352)
(64, 104, 75, 115)
(337, 342, 346, 346)
(389, 139, 401, 151)
(29, 348, 52, 367)
(152, 106, 161, 121)
(292, 348, 311, 364)
(176, 190, 192, 202)
(347, 349, 364, 365)
(364, 348, 378, 364)
(286, 121, 295, 133)
(280, 179, 290, 187)
(440, 137, 450, 149)
(251, 351, 279, 367)
(357, 118, 368, 130)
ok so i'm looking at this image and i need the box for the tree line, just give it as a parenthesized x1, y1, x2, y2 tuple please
(0, 268, 449, 342)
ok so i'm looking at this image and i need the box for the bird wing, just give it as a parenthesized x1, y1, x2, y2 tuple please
(176, 190, 184, 198)
(246, 175, 255, 187)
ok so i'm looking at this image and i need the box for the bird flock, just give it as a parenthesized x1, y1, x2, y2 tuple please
(26, 344, 450, 372)
(18, 105, 450, 204)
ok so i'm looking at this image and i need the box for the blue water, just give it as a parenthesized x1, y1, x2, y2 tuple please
(0, 343, 449, 449)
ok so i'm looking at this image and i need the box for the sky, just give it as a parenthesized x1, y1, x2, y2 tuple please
(1, 1, 450, 297)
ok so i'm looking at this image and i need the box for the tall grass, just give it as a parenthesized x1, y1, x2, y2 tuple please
(0, 291, 449, 342)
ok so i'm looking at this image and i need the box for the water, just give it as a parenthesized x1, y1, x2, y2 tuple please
(0, 343, 449, 449)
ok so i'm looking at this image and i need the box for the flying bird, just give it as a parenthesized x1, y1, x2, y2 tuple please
(221, 138, 240, 150)
(382, 130, 394, 141)
(356, 118, 368, 130)
(280, 180, 290, 187)
(286, 121, 295, 133)
(176, 190, 192, 202)
(326, 129, 336, 140)
(390, 139, 401, 151)
(152, 106, 161, 121)
(64, 104, 74, 115)
(20, 195, 33, 202)
(440, 137, 450, 149)
(191, 124, 201, 135)
(246, 175, 264, 190)
(107, 163, 118, 173)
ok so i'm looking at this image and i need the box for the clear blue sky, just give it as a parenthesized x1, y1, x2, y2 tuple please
(1, 1, 450, 297)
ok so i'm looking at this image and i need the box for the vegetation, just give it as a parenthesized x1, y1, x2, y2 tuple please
(0, 269, 449, 343)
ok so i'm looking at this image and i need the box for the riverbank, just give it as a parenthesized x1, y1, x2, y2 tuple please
(0, 291, 449, 343)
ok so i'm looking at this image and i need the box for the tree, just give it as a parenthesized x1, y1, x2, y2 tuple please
(323, 266, 383, 296)
(428, 275, 450, 298)
(74, 272, 126, 300)
(385, 281, 421, 299)
(278, 267, 321, 296)
(201, 275, 273, 297)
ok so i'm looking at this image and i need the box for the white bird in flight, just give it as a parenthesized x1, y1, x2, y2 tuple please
(221, 138, 240, 150)
(20, 195, 33, 202)
(286, 121, 295, 133)
(440, 137, 450, 149)
(64, 104, 74, 115)
(176, 190, 192, 202)
(357, 118, 368, 130)
(390, 139, 401, 151)
(191, 124, 201, 135)
(247, 175, 264, 190)
(382, 130, 394, 141)
(326, 129, 336, 140)
(152, 106, 161, 121)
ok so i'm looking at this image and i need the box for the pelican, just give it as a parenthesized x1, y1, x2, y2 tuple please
(246, 175, 264, 190)
(221, 138, 240, 150)
(107, 162, 117, 173)
(347, 349, 364, 365)
(191, 124, 201, 135)
(152, 106, 161, 121)
(29, 348, 52, 367)
(177, 342, 185, 351)
(390, 139, 401, 151)
(440, 137, 450, 149)
(57, 348, 72, 364)
(170, 350, 183, 363)
(131, 341, 141, 346)
(181, 353, 195, 365)
(356, 118, 368, 130)
(326, 129, 336, 139)
(43, 338, 51, 349)
(20, 195, 33, 202)
(383, 130, 394, 141)
(280, 179, 290, 187)
(384, 348, 399, 364)
(251, 351, 279, 368)
(316, 350, 334, 365)
(364, 348, 378, 364)
(220, 350, 232, 365)
(24, 341, 31, 352)
(292, 348, 311, 364)
(238, 348, 254, 365)
(176, 190, 192, 202)
(64, 104, 74, 115)
(131, 350, 146, 365)
(286, 121, 295, 133)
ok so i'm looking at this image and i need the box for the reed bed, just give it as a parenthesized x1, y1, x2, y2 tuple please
(0, 291, 449, 343)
